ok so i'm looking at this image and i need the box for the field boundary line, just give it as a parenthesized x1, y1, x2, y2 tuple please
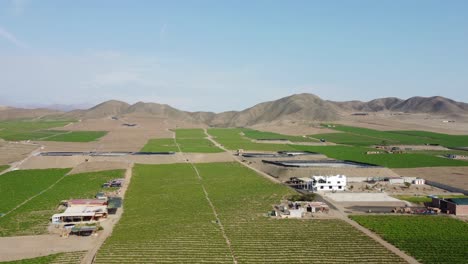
(38, 130, 72, 140)
(1, 170, 69, 218)
(173, 134, 238, 264)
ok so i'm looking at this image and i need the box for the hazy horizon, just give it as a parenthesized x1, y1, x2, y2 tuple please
(1, 0, 467, 112)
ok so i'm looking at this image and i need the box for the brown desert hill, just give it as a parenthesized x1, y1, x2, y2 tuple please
(63, 100, 130, 119)
(62, 99, 200, 123)
(125, 102, 195, 121)
(0, 107, 63, 121)
(4, 93, 468, 127)
(215, 93, 340, 127)
(188, 111, 239, 127)
(389, 96, 468, 114)
(329, 96, 468, 115)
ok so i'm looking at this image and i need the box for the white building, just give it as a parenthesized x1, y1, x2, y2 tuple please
(51, 205, 107, 224)
(298, 175, 347, 192)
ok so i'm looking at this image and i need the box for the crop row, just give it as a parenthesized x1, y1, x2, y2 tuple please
(351, 215, 468, 264)
(95, 163, 405, 263)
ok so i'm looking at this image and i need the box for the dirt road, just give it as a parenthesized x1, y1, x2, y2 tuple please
(82, 163, 135, 264)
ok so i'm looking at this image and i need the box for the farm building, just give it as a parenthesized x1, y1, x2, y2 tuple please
(432, 197, 468, 216)
(388, 177, 404, 184)
(445, 154, 468, 160)
(51, 205, 108, 224)
(292, 175, 347, 192)
(67, 199, 107, 207)
(412, 178, 425, 185)
(273, 201, 329, 218)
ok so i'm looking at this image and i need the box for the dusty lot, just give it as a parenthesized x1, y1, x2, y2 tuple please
(0, 235, 95, 262)
(0, 142, 38, 165)
(324, 192, 403, 202)
(250, 120, 338, 135)
(394, 167, 468, 190)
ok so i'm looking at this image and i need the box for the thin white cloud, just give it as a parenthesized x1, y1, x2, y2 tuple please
(0, 25, 28, 48)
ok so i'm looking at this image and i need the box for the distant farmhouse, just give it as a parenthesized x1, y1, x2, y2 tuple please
(292, 175, 347, 192)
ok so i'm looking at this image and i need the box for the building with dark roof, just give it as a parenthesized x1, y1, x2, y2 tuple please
(432, 197, 468, 215)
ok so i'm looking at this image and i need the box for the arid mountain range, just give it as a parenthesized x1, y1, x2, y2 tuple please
(1, 94, 468, 126)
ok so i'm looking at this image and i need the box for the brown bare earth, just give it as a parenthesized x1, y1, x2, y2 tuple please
(250, 120, 338, 136)
(0, 141, 38, 165)
(0, 235, 95, 262)
(393, 167, 468, 190)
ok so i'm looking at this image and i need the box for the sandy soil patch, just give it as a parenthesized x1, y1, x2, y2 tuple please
(0, 235, 95, 262)
(393, 167, 468, 190)
(250, 120, 337, 136)
(19, 156, 86, 170)
(184, 152, 235, 163)
(324, 192, 403, 202)
(0, 142, 38, 165)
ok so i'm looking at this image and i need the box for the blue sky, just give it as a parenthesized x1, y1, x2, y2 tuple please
(0, 0, 467, 112)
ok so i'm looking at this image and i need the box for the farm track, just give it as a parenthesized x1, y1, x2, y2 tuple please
(83, 163, 135, 264)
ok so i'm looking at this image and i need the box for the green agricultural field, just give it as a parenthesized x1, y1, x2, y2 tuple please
(96, 163, 405, 263)
(176, 138, 224, 153)
(293, 145, 468, 168)
(0, 120, 72, 141)
(142, 129, 222, 153)
(394, 195, 468, 204)
(140, 138, 178, 152)
(0, 119, 106, 142)
(351, 215, 468, 264)
(0, 169, 124, 236)
(208, 128, 301, 151)
(173, 128, 223, 153)
(242, 128, 317, 142)
(0, 169, 70, 214)
(41, 131, 107, 142)
(0, 165, 9, 173)
(1, 251, 86, 264)
(95, 163, 234, 263)
(317, 124, 468, 148)
(389, 130, 468, 148)
(312, 132, 396, 146)
(174, 128, 207, 138)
